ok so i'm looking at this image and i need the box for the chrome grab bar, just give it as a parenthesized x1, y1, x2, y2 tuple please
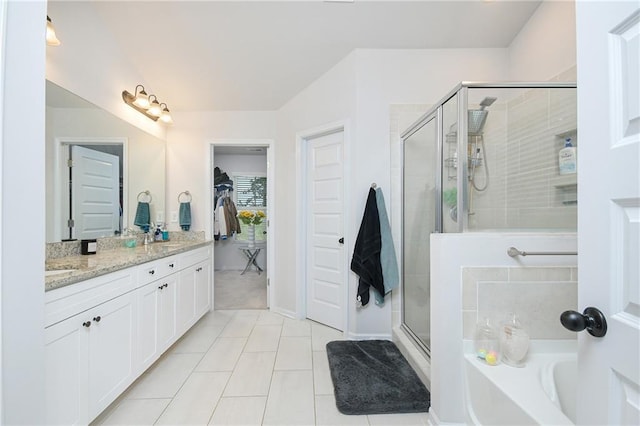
(507, 246, 577, 257)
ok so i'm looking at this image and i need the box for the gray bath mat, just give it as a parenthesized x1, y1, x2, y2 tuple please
(326, 340, 430, 415)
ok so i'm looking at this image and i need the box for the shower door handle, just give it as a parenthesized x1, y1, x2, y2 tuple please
(338, 238, 344, 244)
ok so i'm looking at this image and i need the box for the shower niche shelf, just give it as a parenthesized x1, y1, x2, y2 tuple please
(553, 177, 578, 205)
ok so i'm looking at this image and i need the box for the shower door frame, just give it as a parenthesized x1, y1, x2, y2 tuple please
(400, 108, 443, 357)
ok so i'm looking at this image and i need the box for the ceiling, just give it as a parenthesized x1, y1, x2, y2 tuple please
(49, 0, 541, 112)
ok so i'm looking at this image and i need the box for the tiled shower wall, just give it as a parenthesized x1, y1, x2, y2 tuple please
(469, 66, 578, 230)
(462, 266, 578, 340)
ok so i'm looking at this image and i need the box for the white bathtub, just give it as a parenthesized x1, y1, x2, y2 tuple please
(464, 349, 576, 425)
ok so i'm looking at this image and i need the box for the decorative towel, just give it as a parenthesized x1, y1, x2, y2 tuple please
(179, 202, 192, 231)
(350, 187, 383, 307)
(374, 187, 399, 305)
(134, 202, 151, 232)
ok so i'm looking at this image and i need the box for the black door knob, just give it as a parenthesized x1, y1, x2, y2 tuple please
(82, 321, 91, 328)
(93, 316, 101, 322)
(338, 237, 344, 244)
(560, 307, 607, 337)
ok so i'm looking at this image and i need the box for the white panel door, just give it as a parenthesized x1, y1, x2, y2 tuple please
(576, 2, 640, 424)
(71, 145, 120, 240)
(306, 131, 344, 330)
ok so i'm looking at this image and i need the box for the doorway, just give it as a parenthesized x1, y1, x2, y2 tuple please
(211, 144, 271, 310)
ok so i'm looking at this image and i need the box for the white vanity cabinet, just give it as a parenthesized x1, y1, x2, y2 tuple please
(45, 244, 212, 425)
(45, 270, 136, 425)
(177, 247, 212, 334)
(135, 273, 178, 372)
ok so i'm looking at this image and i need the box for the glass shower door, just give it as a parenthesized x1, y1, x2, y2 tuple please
(402, 113, 439, 355)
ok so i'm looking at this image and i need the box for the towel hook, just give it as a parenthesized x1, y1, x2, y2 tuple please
(137, 190, 152, 203)
(371, 182, 377, 189)
(178, 190, 192, 203)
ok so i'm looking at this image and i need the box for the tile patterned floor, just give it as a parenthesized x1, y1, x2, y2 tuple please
(92, 310, 430, 426)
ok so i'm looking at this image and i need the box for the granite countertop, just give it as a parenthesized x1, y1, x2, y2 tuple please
(45, 240, 212, 292)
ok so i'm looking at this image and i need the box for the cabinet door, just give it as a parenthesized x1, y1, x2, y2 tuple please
(158, 274, 178, 351)
(45, 314, 89, 426)
(136, 281, 160, 373)
(88, 292, 136, 419)
(177, 267, 197, 334)
(195, 260, 211, 318)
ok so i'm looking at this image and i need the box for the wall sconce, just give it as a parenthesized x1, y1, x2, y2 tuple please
(46, 16, 61, 46)
(122, 85, 173, 124)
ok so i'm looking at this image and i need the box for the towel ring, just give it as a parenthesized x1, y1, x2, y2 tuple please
(178, 191, 192, 203)
(137, 190, 152, 203)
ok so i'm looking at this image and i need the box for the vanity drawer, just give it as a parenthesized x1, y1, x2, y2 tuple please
(180, 246, 210, 268)
(45, 268, 134, 328)
(137, 255, 180, 285)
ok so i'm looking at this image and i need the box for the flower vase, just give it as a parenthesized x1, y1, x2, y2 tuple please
(247, 224, 255, 248)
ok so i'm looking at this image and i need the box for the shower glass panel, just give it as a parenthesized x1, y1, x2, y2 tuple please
(442, 94, 459, 233)
(464, 87, 578, 231)
(402, 113, 438, 355)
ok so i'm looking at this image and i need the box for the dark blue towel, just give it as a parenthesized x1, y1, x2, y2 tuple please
(134, 202, 150, 232)
(179, 202, 191, 231)
(350, 188, 383, 307)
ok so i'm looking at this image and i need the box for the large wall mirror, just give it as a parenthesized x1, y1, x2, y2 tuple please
(45, 80, 166, 243)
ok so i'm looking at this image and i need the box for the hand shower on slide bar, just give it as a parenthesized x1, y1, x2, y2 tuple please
(468, 97, 496, 193)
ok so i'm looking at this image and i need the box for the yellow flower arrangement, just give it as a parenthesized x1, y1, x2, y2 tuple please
(237, 210, 266, 226)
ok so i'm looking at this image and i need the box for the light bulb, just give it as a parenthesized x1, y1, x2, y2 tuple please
(147, 98, 162, 117)
(132, 86, 150, 109)
(159, 104, 173, 124)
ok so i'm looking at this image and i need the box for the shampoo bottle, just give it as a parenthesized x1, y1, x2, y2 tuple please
(558, 138, 577, 175)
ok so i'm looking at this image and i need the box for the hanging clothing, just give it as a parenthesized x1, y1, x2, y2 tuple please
(373, 187, 399, 305)
(217, 202, 228, 240)
(223, 197, 241, 235)
(350, 187, 383, 307)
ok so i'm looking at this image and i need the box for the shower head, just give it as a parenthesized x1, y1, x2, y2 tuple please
(479, 97, 497, 110)
(468, 97, 497, 134)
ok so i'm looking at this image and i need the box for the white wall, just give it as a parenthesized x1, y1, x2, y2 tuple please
(46, 1, 166, 140)
(275, 52, 358, 317)
(213, 153, 267, 271)
(508, 0, 576, 82)
(1, 1, 46, 423)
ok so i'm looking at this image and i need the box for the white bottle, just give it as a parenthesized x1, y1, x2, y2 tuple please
(558, 138, 577, 175)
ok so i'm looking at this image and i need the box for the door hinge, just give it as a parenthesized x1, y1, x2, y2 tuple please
(267, 278, 270, 287)
(67, 159, 73, 167)
(67, 219, 75, 228)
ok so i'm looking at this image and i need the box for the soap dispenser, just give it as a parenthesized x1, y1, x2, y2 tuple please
(154, 224, 163, 242)
(558, 138, 577, 175)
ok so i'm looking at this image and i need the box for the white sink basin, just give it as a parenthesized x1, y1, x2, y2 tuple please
(45, 269, 77, 277)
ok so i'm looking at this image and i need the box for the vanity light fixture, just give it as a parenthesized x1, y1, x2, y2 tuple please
(122, 85, 173, 124)
(46, 16, 61, 46)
